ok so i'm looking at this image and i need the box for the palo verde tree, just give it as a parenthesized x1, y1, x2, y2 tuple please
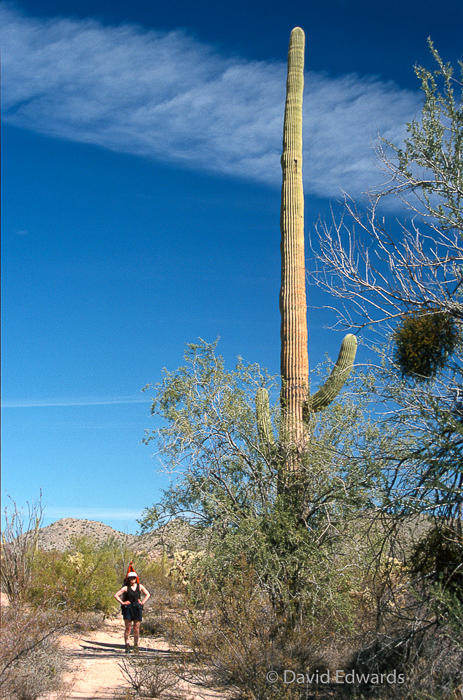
(140, 339, 384, 624)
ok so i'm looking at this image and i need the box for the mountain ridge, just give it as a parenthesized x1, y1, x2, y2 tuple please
(35, 517, 195, 553)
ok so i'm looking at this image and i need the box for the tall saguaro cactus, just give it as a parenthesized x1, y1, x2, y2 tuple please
(280, 27, 309, 444)
(257, 27, 357, 465)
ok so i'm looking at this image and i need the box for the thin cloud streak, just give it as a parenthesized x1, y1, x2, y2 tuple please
(3, 397, 152, 408)
(44, 507, 143, 520)
(2, 4, 421, 198)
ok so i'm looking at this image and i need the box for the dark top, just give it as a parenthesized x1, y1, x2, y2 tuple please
(123, 583, 140, 603)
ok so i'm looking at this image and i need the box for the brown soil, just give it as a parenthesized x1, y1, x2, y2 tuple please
(42, 617, 224, 700)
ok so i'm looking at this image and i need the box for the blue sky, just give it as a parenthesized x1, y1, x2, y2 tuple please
(2, 0, 462, 533)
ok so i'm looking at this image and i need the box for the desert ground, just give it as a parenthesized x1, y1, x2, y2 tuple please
(42, 616, 224, 700)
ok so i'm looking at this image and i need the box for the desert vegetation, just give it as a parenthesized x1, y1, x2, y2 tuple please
(135, 341, 462, 700)
(0, 496, 177, 700)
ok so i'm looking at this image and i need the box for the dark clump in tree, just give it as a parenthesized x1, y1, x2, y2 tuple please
(410, 525, 463, 602)
(393, 311, 460, 379)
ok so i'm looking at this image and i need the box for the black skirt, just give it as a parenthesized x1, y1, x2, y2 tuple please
(121, 602, 143, 621)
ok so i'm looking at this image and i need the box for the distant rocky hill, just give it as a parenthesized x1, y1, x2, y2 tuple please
(33, 514, 433, 557)
(35, 517, 199, 553)
(35, 518, 138, 552)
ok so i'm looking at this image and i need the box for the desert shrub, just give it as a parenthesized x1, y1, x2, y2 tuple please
(140, 613, 166, 638)
(343, 523, 463, 700)
(118, 651, 180, 698)
(182, 506, 378, 640)
(5, 642, 67, 700)
(27, 536, 121, 614)
(0, 605, 70, 700)
(163, 562, 372, 700)
(70, 609, 106, 632)
(169, 597, 340, 700)
(351, 624, 463, 700)
(1, 494, 43, 604)
(25, 537, 174, 618)
(159, 516, 463, 700)
(430, 584, 463, 652)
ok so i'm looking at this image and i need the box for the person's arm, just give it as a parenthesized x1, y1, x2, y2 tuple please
(139, 585, 150, 605)
(114, 586, 130, 605)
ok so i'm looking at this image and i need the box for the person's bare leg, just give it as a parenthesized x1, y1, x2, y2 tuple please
(124, 620, 132, 645)
(133, 621, 140, 647)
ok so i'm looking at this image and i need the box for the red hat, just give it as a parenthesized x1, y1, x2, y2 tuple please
(126, 561, 139, 584)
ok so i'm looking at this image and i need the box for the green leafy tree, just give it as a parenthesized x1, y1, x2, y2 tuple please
(390, 42, 462, 234)
(140, 340, 386, 625)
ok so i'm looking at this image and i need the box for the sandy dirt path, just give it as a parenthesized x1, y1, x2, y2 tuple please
(43, 618, 224, 700)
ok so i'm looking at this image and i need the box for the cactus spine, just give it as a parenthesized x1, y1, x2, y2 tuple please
(256, 28, 358, 464)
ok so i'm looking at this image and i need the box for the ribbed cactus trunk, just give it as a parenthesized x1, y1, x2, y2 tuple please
(280, 27, 309, 448)
(255, 27, 357, 473)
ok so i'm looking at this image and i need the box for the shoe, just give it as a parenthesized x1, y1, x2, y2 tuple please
(125, 644, 131, 654)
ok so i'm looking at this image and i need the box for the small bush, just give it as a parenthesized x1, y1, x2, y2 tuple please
(6, 640, 68, 700)
(70, 610, 106, 632)
(140, 614, 165, 638)
(118, 651, 180, 698)
(165, 578, 350, 700)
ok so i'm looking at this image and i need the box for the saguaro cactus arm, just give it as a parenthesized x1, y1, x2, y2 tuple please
(256, 387, 276, 448)
(308, 334, 358, 413)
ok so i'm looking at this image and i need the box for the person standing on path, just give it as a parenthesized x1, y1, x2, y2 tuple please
(114, 563, 150, 653)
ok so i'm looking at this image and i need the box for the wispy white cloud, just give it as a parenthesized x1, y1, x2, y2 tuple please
(44, 507, 142, 520)
(1, 3, 421, 198)
(2, 396, 151, 408)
